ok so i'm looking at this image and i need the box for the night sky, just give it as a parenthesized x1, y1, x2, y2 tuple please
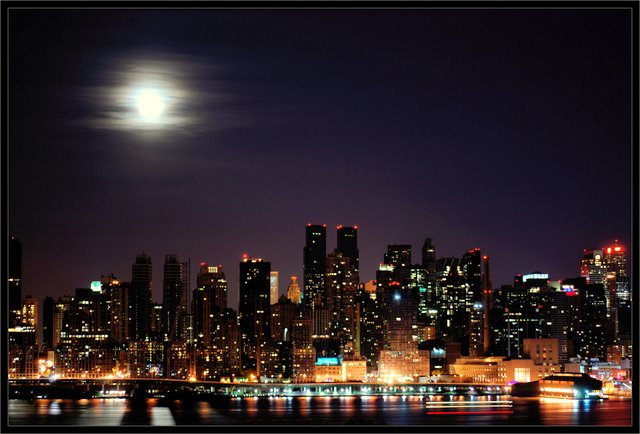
(8, 7, 633, 308)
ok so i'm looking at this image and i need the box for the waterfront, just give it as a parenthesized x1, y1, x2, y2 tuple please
(8, 395, 632, 427)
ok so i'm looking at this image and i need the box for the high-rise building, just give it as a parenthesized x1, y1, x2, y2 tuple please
(239, 256, 271, 375)
(482, 255, 493, 355)
(462, 249, 483, 356)
(270, 271, 279, 305)
(104, 277, 131, 344)
(271, 295, 297, 342)
(384, 244, 412, 285)
(162, 255, 188, 342)
(326, 249, 359, 350)
(9, 236, 22, 327)
(131, 253, 152, 341)
(337, 225, 359, 275)
(421, 238, 438, 327)
(42, 296, 55, 351)
(359, 280, 383, 372)
(603, 240, 630, 340)
(303, 224, 327, 308)
(580, 249, 606, 285)
(192, 263, 227, 347)
(435, 257, 469, 352)
(287, 276, 302, 304)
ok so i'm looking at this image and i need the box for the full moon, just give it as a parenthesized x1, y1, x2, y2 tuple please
(135, 90, 165, 120)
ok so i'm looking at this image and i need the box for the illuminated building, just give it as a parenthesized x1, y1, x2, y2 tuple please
(581, 249, 606, 285)
(523, 338, 561, 379)
(359, 281, 383, 372)
(384, 244, 412, 285)
(131, 252, 152, 341)
(491, 284, 526, 358)
(449, 356, 535, 383)
(270, 271, 279, 304)
(9, 236, 22, 327)
(287, 276, 302, 304)
(149, 303, 163, 340)
(192, 263, 227, 346)
(105, 278, 131, 344)
(435, 257, 469, 353)
(462, 249, 483, 356)
(303, 224, 327, 310)
(409, 265, 429, 324)
(239, 256, 271, 375)
(162, 255, 189, 342)
(421, 238, 438, 326)
(534, 282, 570, 365)
(291, 317, 315, 382)
(259, 340, 293, 381)
(55, 286, 111, 376)
(482, 255, 493, 355)
(337, 225, 359, 275)
(8, 325, 38, 378)
(603, 240, 630, 340)
(271, 295, 297, 341)
(377, 284, 428, 380)
(577, 283, 608, 359)
(326, 249, 359, 348)
(42, 296, 55, 351)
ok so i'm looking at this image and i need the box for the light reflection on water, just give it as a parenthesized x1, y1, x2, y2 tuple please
(8, 396, 632, 427)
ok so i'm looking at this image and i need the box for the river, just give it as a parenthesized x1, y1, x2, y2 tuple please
(7, 395, 633, 427)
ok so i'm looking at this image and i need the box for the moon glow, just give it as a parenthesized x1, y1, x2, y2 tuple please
(135, 90, 165, 120)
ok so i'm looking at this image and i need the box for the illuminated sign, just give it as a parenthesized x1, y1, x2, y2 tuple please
(90, 281, 102, 292)
(316, 357, 340, 366)
(522, 273, 548, 282)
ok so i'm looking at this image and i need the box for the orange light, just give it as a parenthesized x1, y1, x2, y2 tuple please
(614, 246, 622, 252)
(607, 248, 612, 254)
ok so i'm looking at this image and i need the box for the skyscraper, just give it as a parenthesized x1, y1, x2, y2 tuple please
(192, 263, 227, 346)
(336, 225, 359, 275)
(603, 240, 630, 340)
(303, 224, 327, 308)
(326, 249, 359, 348)
(580, 249, 606, 285)
(270, 271, 279, 305)
(131, 252, 152, 341)
(163, 255, 188, 342)
(384, 244, 412, 285)
(287, 276, 302, 304)
(42, 296, 55, 351)
(239, 256, 271, 375)
(9, 236, 22, 327)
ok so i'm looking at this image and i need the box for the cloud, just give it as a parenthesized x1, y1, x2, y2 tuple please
(73, 51, 247, 134)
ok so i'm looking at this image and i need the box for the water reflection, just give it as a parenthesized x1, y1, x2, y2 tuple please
(8, 396, 632, 427)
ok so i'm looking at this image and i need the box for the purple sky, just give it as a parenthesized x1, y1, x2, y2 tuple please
(8, 7, 633, 309)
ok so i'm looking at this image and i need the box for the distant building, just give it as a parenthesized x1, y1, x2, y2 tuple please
(287, 276, 302, 304)
(449, 356, 535, 383)
(239, 256, 271, 375)
(131, 253, 152, 341)
(270, 271, 279, 305)
(162, 255, 189, 342)
(303, 224, 327, 310)
(9, 236, 22, 327)
(336, 225, 359, 275)
(522, 338, 561, 379)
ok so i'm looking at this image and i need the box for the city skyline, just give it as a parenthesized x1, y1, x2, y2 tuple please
(8, 230, 631, 310)
(8, 7, 633, 315)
